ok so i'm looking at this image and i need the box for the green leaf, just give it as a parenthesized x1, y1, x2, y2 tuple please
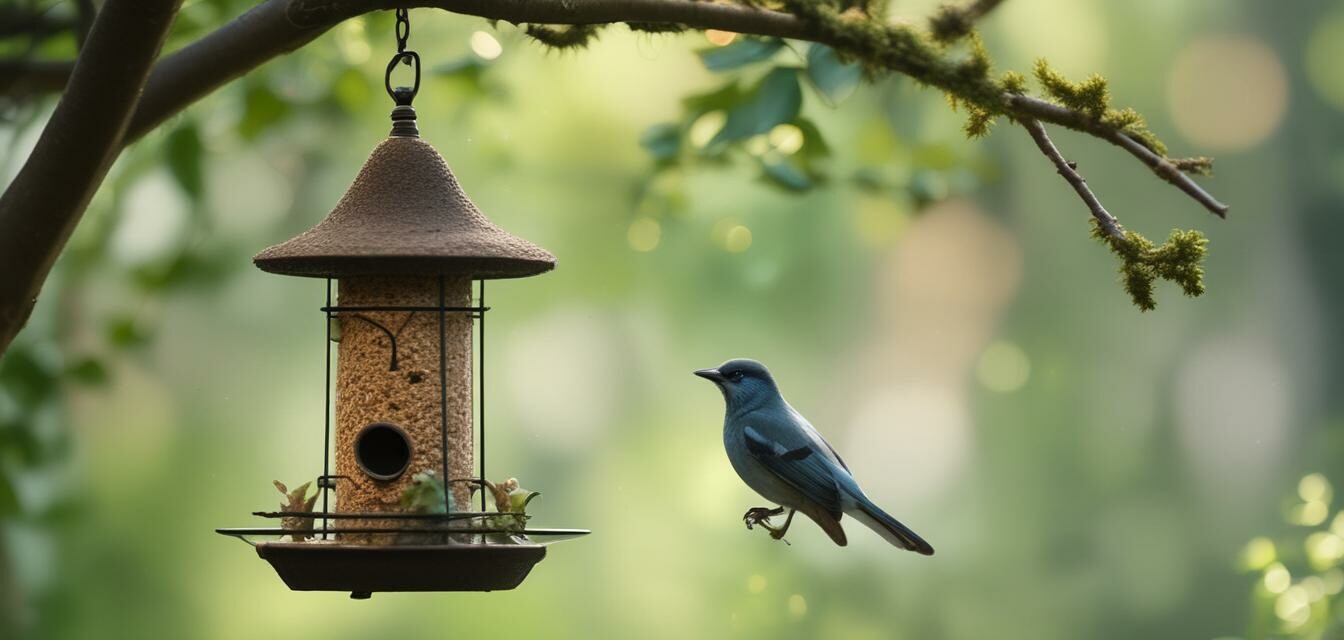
(697, 38, 784, 72)
(165, 124, 204, 202)
(131, 247, 234, 293)
(0, 346, 57, 407)
(0, 470, 18, 517)
(435, 55, 491, 97)
(238, 85, 290, 140)
(65, 357, 109, 387)
(710, 68, 802, 147)
(794, 118, 832, 159)
(805, 44, 862, 105)
(761, 159, 812, 191)
(682, 81, 745, 114)
(640, 123, 682, 162)
(105, 316, 151, 349)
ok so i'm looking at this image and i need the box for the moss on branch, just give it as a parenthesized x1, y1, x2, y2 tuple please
(1091, 219, 1209, 311)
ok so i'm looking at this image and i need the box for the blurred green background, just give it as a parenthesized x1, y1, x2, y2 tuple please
(3, 0, 1344, 638)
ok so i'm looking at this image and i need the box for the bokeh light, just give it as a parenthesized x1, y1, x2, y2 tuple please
(690, 111, 726, 148)
(767, 124, 804, 155)
(787, 594, 807, 618)
(975, 340, 1031, 393)
(628, 217, 662, 252)
(1264, 563, 1292, 594)
(1167, 35, 1287, 151)
(1241, 536, 1277, 571)
(705, 29, 736, 46)
(1276, 585, 1311, 628)
(470, 30, 503, 60)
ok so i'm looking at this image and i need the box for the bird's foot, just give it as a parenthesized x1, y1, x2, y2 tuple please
(743, 506, 785, 531)
(767, 509, 796, 544)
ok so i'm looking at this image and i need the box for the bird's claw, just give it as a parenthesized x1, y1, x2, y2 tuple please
(742, 506, 785, 532)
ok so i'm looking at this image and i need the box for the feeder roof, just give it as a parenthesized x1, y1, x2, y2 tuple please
(254, 136, 555, 279)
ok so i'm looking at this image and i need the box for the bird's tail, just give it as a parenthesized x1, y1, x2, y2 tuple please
(844, 492, 934, 556)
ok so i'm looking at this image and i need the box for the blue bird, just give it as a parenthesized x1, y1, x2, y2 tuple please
(695, 358, 934, 555)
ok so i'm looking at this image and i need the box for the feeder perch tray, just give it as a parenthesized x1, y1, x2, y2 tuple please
(218, 524, 588, 597)
(257, 542, 544, 596)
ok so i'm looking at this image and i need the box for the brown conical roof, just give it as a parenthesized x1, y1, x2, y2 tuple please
(254, 136, 555, 279)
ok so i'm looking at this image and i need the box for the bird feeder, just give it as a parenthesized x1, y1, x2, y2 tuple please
(217, 12, 587, 597)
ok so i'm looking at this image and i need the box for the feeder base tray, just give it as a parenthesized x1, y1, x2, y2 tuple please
(256, 542, 546, 595)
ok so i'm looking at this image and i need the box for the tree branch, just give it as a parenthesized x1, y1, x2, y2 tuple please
(125, 0, 819, 140)
(1008, 94, 1229, 218)
(0, 0, 182, 355)
(1021, 118, 1123, 239)
(0, 0, 1231, 351)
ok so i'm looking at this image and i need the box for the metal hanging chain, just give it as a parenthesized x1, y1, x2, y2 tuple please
(385, 8, 420, 106)
(395, 8, 410, 52)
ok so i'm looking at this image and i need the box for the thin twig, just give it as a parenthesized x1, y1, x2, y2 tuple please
(1021, 118, 1124, 240)
(1009, 94, 1229, 218)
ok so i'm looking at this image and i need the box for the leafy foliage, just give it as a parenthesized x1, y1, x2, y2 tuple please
(273, 480, 319, 540)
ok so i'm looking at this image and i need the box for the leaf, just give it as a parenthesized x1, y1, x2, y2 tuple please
(434, 55, 491, 96)
(794, 118, 832, 159)
(105, 316, 150, 349)
(640, 123, 682, 162)
(761, 159, 812, 191)
(698, 38, 784, 72)
(0, 345, 57, 408)
(710, 68, 803, 148)
(65, 357, 108, 387)
(805, 44, 862, 105)
(238, 85, 290, 140)
(682, 81, 745, 114)
(508, 489, 541, 514)
(165, 124, 204, 202)
(131, 248, 233, 292)
(0, 470, 17, 517)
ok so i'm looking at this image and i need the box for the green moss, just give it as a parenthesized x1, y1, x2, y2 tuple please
(525, 24, 603, 49)
(1033, 59, 1168, 155)
(1172, 156, 1215, 176)
(1091, 219, 1208, 311)
(999, 70, 1027, 94)
(626, 22, 689, 34)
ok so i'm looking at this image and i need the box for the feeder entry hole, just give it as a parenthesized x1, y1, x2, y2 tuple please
(354, 422, 412, 481)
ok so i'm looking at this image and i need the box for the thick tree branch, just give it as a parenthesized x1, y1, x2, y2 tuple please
(0, 0, 181, 355)
(1021, 118, 1123, 240)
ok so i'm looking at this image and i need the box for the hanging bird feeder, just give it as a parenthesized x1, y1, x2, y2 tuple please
(217, 10, 588, 598)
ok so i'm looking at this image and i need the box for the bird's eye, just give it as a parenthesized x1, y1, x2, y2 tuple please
(729, 371, 745, 382)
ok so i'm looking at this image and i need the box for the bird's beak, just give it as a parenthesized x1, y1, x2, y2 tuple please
(693, 368, 724, 382)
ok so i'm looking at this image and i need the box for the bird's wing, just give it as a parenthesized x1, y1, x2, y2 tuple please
(785, 405, 852, 473)
(742, 425, 843, 516)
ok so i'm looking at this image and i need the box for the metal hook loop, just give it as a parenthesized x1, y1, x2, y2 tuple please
(384, 50, 420, 106)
